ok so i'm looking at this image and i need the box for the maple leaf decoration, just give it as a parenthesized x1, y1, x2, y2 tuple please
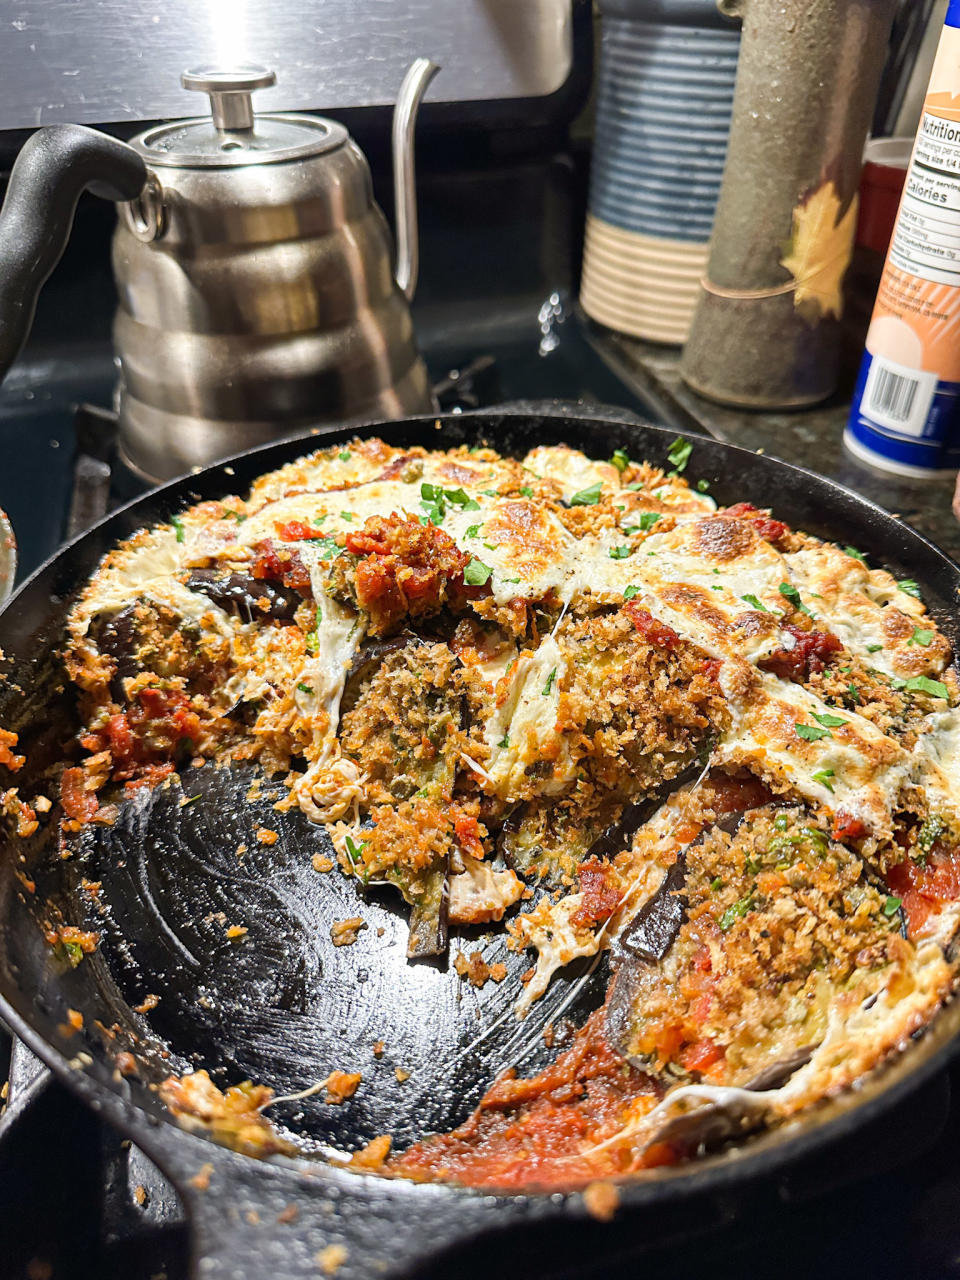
(779, 181, 859, 322)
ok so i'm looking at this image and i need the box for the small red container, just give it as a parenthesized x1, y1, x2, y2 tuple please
(857, 137, 912, 256)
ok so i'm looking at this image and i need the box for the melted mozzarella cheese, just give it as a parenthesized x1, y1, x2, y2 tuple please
(482, 635, 574, 799)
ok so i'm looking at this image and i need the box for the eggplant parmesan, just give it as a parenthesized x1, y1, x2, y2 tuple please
(44, 434, 960, 1184)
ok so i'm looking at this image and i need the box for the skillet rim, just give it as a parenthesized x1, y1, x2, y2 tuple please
(2, 405, 960, 1215)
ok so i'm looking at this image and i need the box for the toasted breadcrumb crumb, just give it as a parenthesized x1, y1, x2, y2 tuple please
(583, 1179, 620, 1221)
(312, 853, 335, 872)
(256, 827, 279, 845)
(324, 1070, 362, 1104)
(315, 1244, 349, 1275)
(331, 917, 367, 946)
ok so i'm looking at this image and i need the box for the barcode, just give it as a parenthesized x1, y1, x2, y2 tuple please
(866, 366, 920, 423)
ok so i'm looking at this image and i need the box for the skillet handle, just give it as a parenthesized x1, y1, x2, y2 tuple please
(0, 123, 146, 380)
(133, 1128, 533, 1279)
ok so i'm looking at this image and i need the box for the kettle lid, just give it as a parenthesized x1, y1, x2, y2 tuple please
(132, 66, 347, 168)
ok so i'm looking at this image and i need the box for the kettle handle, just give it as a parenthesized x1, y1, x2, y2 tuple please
(0, 124, 146, 381)
(392, 58, 439, 302)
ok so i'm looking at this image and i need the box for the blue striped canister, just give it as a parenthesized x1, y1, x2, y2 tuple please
(580, 0, 741, 344)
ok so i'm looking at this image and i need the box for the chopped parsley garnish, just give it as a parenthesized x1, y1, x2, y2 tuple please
(719, 895, 753, 931)
(633, 512, 659, 533)
(181, 794, 202, 807)
(623, 585, 640, 599)
(445, 487, 481, 511)
(498, 733, 510, 749)
(711, 585, 723, 591)
(898, 579, 921, 598)
(314, 536, 341, 560)
(866, 643, 882, 653)
(741, 594, 769, 612)
(170, 514, 185, 543)
(812, 768, 835, 792)
(610, 448, 630, 472)
(897, 675, 949, 700)
(811, 711, 846, 728)
(778, 582, 813, 616)
(909, 627, 934, 647)
(297, 682, 313, 694)
(919, 815, 945, 854)
(483, 489, 500, 498)
(463, 557, 493, 586)
(312, 515, 326, 527)
(844, 545, 866, 563)
(696, 478, 710, 492)
(609, 545, 631, 560)
(344, 835, 369, 868)
(847, 683, 861, 704)
(666, 436, 692, 474)
(883, 896, 902, 917)
(622, 526, 641, 537)
(518, 486, 534, 498)
(710, 877, 723, 892)
(338, 450, 351, 462)
(796, 722, 831, 741)
(774, 813, 789, 832)
(340, 511, 354, 522)
(465, 524, 481, 538)
(542, 669, 557, 697)
(305, 605, 323, 653)
(569, 482, 603, 506)
(420, 483, 481, 520)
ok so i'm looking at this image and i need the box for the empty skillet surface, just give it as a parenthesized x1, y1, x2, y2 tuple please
(3, 408, 960, 1278)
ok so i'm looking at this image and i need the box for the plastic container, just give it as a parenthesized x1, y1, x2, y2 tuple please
(846, 0, 960, 476)
(579, 0, 741, 345)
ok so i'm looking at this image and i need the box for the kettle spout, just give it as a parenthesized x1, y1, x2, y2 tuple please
(392, 58, 439, 302)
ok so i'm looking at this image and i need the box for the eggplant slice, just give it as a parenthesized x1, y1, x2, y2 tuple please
(184, 569, 303, 623)
(606, 805, 906, 1097)
(339, 638, 464, 957)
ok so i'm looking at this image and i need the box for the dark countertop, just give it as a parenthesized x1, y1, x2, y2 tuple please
(590, 327, 960, 567)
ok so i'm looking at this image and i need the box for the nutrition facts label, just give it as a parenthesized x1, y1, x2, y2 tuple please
(890, 112, 960, 286)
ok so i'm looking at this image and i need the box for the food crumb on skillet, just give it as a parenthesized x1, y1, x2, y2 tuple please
(255, 826, 279, 846)
(330, 917, 367, 946)
(583, 1179, 620, 1221)
(324, 1070, 362, 1105)
(314, 1243, 349, 1275)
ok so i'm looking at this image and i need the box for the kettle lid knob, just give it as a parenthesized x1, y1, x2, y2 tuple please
(181, 66, 276, 132)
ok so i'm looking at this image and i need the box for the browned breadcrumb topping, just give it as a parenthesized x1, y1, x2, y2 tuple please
(623, 806, 902, 1086)
(255, 827, 279, 846)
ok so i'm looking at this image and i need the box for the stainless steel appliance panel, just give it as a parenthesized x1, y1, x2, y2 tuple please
(0, 0, 572, 128)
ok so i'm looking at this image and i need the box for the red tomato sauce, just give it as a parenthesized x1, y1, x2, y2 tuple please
(390, 1011, 671, 1189)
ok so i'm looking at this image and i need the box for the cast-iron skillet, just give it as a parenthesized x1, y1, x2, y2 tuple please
(3, 408, 960, 1279)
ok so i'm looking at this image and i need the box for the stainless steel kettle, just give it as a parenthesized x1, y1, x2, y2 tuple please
(0, 59, 438, 481)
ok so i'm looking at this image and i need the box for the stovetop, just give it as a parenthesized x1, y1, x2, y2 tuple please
(3, 142, 960, 1280)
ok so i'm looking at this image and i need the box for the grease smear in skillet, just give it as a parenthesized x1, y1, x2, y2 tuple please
(9, 434, 960, 1187)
